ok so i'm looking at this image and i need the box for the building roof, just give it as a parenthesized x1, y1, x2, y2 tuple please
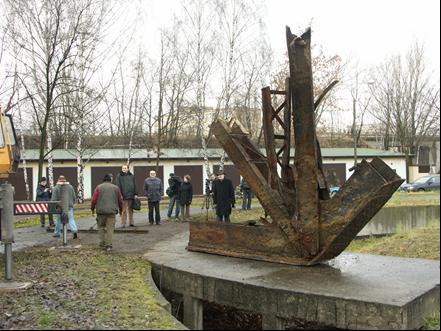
(21, 148, 406, 161)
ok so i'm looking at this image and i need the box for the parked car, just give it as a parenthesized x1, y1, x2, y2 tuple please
(329, 186, 340, 197)
(399, 175, 440, 192)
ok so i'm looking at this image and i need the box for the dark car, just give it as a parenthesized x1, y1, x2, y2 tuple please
(399, 175, 440, 192)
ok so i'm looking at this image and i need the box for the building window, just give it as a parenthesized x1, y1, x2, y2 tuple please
(418, 165, 430, 173)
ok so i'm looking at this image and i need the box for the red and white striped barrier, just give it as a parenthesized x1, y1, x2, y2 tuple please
(13, 202, 60, 215)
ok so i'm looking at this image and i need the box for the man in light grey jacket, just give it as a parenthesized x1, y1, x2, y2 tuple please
(144, 170, 163, 225)
(51, 175, 78, 239)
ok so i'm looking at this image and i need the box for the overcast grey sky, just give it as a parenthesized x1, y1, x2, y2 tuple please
(265, 0, 440, 76)
(134, 0, 440, 80)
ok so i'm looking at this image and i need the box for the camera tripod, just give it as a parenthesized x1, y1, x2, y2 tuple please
(201, 193, 214, 221)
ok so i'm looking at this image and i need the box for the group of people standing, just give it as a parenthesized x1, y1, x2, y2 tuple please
(35, 164, 253, 251)
(166, 173, 194, 222)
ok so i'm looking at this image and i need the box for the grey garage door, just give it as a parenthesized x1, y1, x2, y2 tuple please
(1, 168, 33, 201)
(91, 167, 121, 194)
(174, 165, 203, 195)
(134, 166, 164, 196)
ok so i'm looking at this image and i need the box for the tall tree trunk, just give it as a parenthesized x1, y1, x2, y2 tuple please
(18, 97, 31, 200)
(76, 134, 84, 204)
(47, 124, 54, 189)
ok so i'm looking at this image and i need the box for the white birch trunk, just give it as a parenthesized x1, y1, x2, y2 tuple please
(201, 135, 212, 176)
(20, 134, 30, 201)
(18, 91, 31, 200)
(47, 125, 54, 189)
(219, 152, 225, 171)
(76, 134, 84, 204)
(127, 129, 134, 165)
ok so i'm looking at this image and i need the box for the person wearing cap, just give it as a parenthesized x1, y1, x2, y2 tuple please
(115, 164, 138, 227)
(212, 171, 235, 223)
(91, 174, 123, 251)
(166, 172, 181, 221)
(36, 177, 54, 228)
(51, 175, 79, 239)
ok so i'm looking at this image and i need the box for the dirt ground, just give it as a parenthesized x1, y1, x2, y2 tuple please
(71, 220, 190, 254)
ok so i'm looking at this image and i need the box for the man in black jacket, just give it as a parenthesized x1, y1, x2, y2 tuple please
(212, 171, 235, 223)
(115, 164, 138, 227)
(167, 173, 181, 220)
(36, 177, 54, 228)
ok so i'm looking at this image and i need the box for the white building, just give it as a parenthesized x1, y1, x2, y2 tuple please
(5, 148, 407, 201)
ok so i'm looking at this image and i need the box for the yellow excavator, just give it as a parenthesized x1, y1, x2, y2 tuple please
(0, 107, 20, 282)
(0, 108, 20, 178)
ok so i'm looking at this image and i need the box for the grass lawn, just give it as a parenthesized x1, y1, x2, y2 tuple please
(191, 206, 264, 223)
(0, 248, 180, 330)
(347, 223, 440, 260)
(385, 191, 440, 207)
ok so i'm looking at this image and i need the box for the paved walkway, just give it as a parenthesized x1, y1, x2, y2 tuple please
(2, 205, 209, 253)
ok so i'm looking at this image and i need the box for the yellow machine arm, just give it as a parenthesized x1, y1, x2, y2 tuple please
(0, 109, 20, 179)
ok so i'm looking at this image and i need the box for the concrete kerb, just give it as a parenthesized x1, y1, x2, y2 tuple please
(145, 270, 189, 330)
(48, 244, 82, 254)
(144, 231, 440, 330)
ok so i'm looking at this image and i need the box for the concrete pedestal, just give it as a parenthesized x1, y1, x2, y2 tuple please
(145, 232, 440, 330)
(0, 282, 32, 292)
(183, 295, 203, 330)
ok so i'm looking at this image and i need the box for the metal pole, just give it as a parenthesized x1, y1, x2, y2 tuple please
(4, 243, 12, 281)
(1, 183, 15, 281)
(60, 184, 69, 246)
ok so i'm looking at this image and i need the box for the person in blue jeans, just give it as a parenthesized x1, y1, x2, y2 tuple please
(166, 173, 181, 221)
(51, 175, 79, 239)
(240, 178, 253, 210)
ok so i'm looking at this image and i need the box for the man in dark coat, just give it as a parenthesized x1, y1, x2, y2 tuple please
(212, 171, 235, 223)
(36, 177, 54, 228)
(144, 170, 163, 225)
(115, 164, 138, 227)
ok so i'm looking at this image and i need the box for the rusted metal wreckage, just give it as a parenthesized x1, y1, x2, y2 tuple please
(187, 27, 404, 266)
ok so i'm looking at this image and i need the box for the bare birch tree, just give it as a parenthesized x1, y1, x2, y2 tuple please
(347, 67, 373, 167)
(181, 0, 217, 175)
(370, 42, 440, 180)
(5, 0, 104, 181)
(213, 0, 265, 168)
